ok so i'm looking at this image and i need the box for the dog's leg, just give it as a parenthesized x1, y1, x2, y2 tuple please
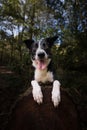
(52, 80, 61, 107)
(31, 80, 43, 104)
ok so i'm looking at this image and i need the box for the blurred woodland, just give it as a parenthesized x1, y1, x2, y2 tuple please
(0, 0, 87, 130)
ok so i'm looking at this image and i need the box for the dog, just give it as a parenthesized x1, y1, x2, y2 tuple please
(24, 36, 61, 107)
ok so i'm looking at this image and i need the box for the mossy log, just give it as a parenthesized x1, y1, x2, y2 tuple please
(6, 86, 80, 130)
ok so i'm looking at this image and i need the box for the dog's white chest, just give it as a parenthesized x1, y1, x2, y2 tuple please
(34, 69, 53, 83)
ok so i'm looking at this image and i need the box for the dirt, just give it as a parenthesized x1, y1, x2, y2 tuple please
(0, 66, 27, 130)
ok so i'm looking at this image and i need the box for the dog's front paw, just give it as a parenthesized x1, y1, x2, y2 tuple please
(31, 80, 43, 104)
(32, 87, 43, 104)
(52, 80, 61, 107)
(52, 91, 60, 107)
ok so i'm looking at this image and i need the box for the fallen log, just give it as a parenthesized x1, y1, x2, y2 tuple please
(6, 86, 80, 130)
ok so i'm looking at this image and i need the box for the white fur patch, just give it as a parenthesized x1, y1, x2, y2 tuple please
(31, 80, 43, 104)
(52, 80, 61, 107)
(34, 69, 53, 83)
(35, 39, 47, 60)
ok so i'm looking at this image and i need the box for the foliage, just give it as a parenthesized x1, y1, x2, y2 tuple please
(0, 0, 87, 81)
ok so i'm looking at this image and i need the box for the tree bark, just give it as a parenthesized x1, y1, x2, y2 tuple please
(6, 86, 80, 130)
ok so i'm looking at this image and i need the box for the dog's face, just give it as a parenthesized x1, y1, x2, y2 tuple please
(24, 36, 58, 70)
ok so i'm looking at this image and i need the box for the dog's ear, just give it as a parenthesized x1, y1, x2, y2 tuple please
(24, 39, 34, 50)
(46, 36, 58, 47)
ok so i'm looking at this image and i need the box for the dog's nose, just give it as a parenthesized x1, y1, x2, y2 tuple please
(38, 52, 45, 59)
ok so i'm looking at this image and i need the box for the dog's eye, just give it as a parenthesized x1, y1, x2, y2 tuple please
(43, 43, 48, 49)
(43, 43, 45, 47)
(43, 43, 46, 47)
(35, 43, 38, 48)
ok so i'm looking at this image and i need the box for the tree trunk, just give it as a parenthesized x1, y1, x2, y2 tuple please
(6, 86, 80, 130)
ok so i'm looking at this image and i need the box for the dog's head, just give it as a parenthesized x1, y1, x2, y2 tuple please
(24, 36, 58, 70)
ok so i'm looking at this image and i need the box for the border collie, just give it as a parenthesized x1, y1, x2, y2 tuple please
(24, 36, 61, 107)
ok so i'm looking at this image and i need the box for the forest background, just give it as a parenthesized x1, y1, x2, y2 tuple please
(0, 0, 87, 130)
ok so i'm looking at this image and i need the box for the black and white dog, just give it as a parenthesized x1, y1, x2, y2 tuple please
(24, 36, 61, 107)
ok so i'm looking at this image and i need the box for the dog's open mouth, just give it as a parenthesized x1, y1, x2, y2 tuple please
(36, 60, 47, 70)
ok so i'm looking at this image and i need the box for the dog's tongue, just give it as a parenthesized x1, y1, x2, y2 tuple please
(37, 60, 46, 70)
